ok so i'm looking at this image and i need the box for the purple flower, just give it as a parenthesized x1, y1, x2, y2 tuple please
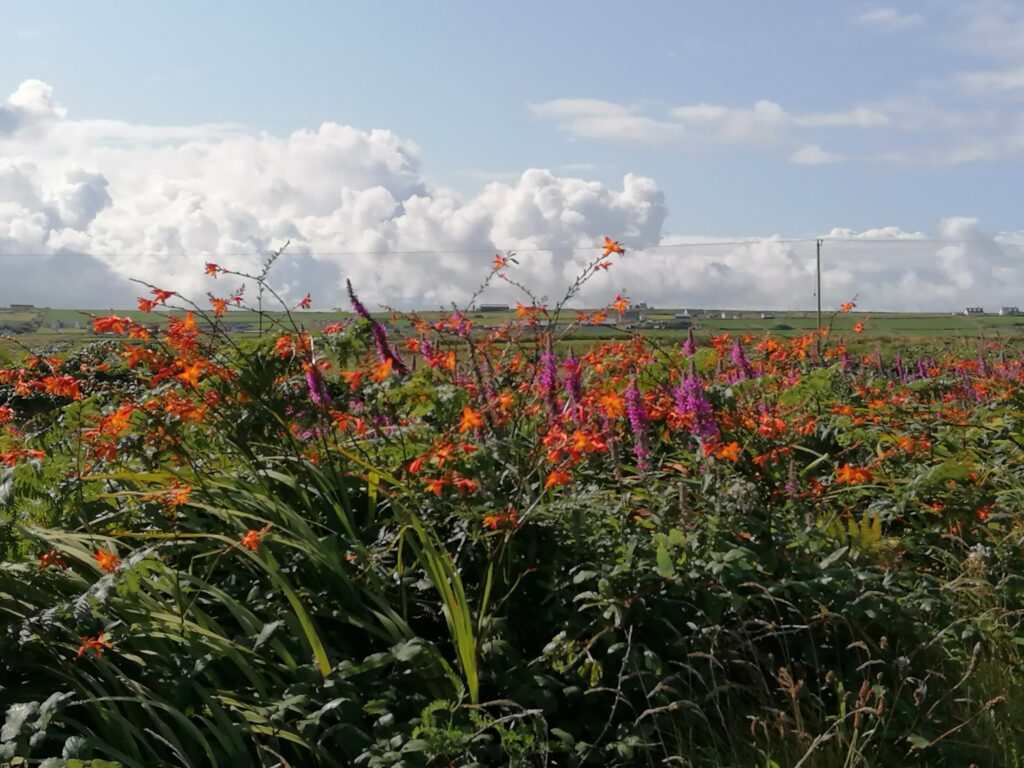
(538, 335, 559, 418)
(347, 280, 409, 375)
(674, 375, 718, 441)
(730, 340, 754, 379)
(563, 352, 583, 406)
(682, 328, 696, 357)
(305, 366, 331, 407)
(625, 379, 651, 470)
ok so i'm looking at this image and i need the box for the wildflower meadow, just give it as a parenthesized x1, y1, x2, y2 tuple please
(3, 241, 1024, 767)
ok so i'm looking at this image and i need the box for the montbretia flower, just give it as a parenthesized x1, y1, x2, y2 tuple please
(458, 406, 484, 434)
(241, 524, 273, 552)
(77, 632, 110, 659)
(93, 548, 120, 573)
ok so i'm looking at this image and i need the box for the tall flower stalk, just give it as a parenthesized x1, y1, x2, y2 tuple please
(347, 280, 409, 375)
(625, 378, 651, 471)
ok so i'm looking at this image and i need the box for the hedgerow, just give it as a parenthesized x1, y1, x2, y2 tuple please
(2, 242, 1024, 766)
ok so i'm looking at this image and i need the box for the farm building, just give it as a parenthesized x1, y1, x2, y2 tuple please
(1000, 306, 1020, 316)
(964, 307, 985, 316)
(478, 304, 509, 312)
(9, 304, 35, 311)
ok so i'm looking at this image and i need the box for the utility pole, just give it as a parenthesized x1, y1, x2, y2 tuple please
(815, 238, 823, 358)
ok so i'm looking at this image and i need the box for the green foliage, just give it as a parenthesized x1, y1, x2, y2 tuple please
(4, 289, 1024, 767)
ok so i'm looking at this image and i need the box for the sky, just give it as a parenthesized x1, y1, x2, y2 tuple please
(1, 1, 1023, 311)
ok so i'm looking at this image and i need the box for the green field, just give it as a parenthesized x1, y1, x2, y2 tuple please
(4, 305, 1024, 358)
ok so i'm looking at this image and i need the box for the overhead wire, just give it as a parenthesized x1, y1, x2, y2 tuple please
(0, 236, 1023, 259)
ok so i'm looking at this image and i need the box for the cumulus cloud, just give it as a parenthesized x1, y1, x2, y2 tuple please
(0, 79, 65, 136)
(0, 81, 669, 309)
(1, 79, 1021, 314)
(857, 8, 923, 32)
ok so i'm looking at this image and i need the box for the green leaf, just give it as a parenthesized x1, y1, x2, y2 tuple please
(655, 543, 674, 578)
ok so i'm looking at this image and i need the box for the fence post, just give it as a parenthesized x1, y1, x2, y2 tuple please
(816, 238, 823, 359)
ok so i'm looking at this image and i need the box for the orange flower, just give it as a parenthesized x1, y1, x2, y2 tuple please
(596, 260, 613, 270)
(210, 297, 228, 316)
(205, 262, 220, 277)
(299, 293, 312, 310)
(0, 405, 12, 424)
(424, 476, 448, 496)
(852, 321, 865, 333)
(483, 508, 519, 530)
(240, 524, 272, 552)
(840, 301, 856, 313)
(611, 294, 630, 315)
(77, 632, 110, 659)
(176, 362, 204, 388)
(372, 358, 394, 382)
(493, 254, 509, 270)
(38, 548, 69, 571)
(94, 548, 120, 573)
(602, 236, 625, 257)
(452, 473, 480, 495)
(716, 441, 742, 462)
(835, 463, 872, 485)
(92, 316, 130, 335)
(458, 406, 484, 433)
(137, 297, 157, 313)
(151, 288, 176, 304)
(545, 469, 572, 489)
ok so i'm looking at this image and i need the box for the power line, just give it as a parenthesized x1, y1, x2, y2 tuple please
(0, 236, 1022, 259)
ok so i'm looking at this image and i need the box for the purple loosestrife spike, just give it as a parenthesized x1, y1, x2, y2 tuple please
(538, 335, 559, 418)
(624, 378, 651, 471)
(674, 374, 719, 441)
(730, 340, 754, 379)
(305, 366, 331, 407)
(682, 327, 696, 357)
(894, 354, 906, 384)
(346, 280, 409, 375)
(563, 351, 583, 405)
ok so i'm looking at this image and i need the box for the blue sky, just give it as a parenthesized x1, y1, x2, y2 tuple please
(2, 1, 1020, 234)
(1, 2, 1023, 310)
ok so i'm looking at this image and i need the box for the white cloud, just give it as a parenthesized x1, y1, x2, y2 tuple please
(536, 94, 1018, 166)
(788, 144, 846, 164)
(955, 1, 1024, 60)
(857, 8, 924, 31)
(530, 99, 684, 145)
(2, 79, 1022, 314)
(671, 100, 790, 143)
(0, 79, 65, 136)
(954, 66, 1024, 97)
(0, 81, 669, 308)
